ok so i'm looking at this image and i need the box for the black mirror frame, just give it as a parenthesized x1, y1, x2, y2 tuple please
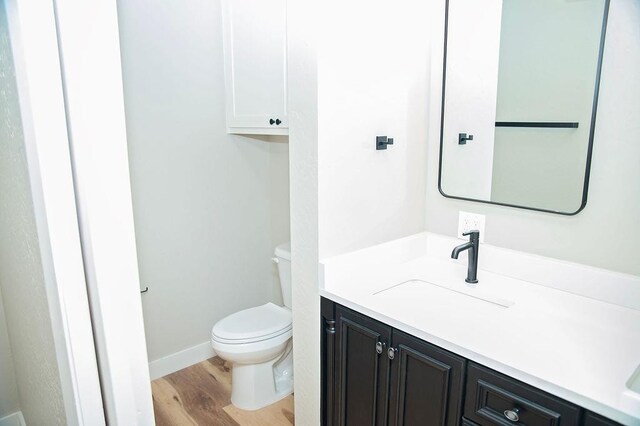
(437, 0, 610, 216)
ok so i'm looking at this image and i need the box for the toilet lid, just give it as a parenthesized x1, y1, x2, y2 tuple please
(212, 303, 292, 343)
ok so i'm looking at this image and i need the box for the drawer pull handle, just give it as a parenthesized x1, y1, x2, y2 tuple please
(375, 341, 385, 354)
(503, 407, 520, 422)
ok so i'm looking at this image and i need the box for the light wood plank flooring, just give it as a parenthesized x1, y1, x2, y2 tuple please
(152, 357, 294, 426)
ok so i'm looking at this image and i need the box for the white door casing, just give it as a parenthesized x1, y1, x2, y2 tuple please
(6, 0, 105, 424)
(53, 0, 155, 423)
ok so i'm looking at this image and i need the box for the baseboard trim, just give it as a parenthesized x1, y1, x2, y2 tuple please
(148, 341, 215, 380)
(0, 412, 25, 426)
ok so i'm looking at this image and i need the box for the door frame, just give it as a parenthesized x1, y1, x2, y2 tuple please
(53, 0, 155, 423)
(6, 0, 105, 424)
(7, 0, 155, 424)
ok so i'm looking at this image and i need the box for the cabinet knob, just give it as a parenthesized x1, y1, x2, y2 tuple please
(269, 118, 276, 125)
(503, 407, 520, 422)
(275, 118, 282, 125)
(375, 341, 385, 355)
(388, 347, 397, 360)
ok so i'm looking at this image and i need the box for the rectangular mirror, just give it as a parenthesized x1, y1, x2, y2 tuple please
(439, 0, 609, 214)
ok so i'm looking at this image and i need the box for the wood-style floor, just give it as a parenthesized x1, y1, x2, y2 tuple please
(152, 357, 295, 426)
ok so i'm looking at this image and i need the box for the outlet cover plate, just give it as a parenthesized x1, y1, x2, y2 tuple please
(457, 211, 485, 243)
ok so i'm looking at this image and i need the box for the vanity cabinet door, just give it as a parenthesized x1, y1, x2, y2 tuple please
(335, 305, 392, 426)
(583, 411, 622, 426)
(388, 330, 465, 426)
(464, 363, 581, 426)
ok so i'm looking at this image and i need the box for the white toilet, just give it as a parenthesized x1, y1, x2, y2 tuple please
(211, 242, 293, 411)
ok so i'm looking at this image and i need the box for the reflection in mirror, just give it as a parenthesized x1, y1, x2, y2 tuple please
(439, 0, 609, 214)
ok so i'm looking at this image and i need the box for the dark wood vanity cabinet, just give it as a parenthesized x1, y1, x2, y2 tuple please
(463, 362, 581, 426)
(322, 299, 465, 426)
(388, 329, 465, 426)
(334, 304, 392, 426)
(321, 298, 624, 426)
(583, 411, 624, 426)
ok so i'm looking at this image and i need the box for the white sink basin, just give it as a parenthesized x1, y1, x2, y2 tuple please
(373, 279, 515, 309)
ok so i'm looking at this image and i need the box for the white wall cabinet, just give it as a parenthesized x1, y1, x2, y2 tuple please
(221, 0, 288, 135)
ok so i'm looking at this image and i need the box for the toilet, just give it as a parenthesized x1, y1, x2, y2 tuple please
(211, 242, 293, 411)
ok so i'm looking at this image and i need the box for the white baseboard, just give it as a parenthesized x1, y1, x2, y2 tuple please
(0, 412, 25, 426)
(148, 341, 215, 380)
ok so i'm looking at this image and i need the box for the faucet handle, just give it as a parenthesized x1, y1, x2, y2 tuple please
(462, 230, 480, 240)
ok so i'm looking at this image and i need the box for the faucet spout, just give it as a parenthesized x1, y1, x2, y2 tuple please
(451, 241, 473, 259)
(451, 231, 480, 283)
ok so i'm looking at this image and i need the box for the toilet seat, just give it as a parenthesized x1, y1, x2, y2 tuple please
(212, 302, 292, 344)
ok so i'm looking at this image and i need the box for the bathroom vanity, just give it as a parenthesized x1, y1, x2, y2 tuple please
(319, 233, 640, 426)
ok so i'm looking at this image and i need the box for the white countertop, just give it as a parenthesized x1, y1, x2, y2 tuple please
(319, 232, 640, 425)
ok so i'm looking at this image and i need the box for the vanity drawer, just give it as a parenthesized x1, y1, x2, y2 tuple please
(464, 363, 581, 426)
(583, 411, 622, 426)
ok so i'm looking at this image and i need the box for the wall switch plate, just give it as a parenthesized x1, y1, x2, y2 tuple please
(457, 211, 485, 243)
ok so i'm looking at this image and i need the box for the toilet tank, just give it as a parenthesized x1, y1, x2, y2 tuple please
(274, 242, 292, 309)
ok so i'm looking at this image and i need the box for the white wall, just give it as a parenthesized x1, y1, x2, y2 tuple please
(317, 0, 430, 258)
(0, 4, 21, 417)
(289, 0, 431, 423)
(0, 288, 19, 418)
(287, 0, 320, 422)
(269, 138, 291, 304)
(117, 0, 290, 363)
(426, 0, 640, 276)
(0, 2, 65, 422)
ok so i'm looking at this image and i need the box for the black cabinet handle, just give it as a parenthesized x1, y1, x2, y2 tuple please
(269, 118, 276, 125)
(275, 118, 282, 125)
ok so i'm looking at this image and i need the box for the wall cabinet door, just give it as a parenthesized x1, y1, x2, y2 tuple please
(335, 305, 392, 426)
(221, 0, 288, 135)
(388, 330, 466, 426)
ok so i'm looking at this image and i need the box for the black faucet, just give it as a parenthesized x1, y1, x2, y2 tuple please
(451, 230, 480, 283)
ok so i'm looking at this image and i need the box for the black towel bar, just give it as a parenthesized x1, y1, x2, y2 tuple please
(495, 121, 579, 129)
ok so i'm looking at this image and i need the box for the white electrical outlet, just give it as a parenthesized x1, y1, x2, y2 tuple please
(457, 211, 485, 243)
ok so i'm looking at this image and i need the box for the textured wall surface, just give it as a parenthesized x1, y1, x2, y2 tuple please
(426, 0, 640, 276)
(0, 1, 66, 423)
(317, 0, 430, 258)
(269, 138, 291, 304)
(0, 286, 19, 418)
(117, 0, 290, 362)
(288, 1, 431, 423)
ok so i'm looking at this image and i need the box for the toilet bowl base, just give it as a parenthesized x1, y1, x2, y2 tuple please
(229, 341, 294, 411)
